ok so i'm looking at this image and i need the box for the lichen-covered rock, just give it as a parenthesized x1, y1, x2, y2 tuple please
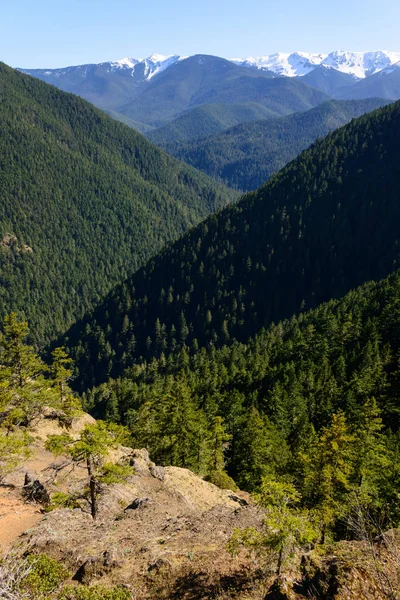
(147, 557, 172, 572)
(149, 465, 165, 481)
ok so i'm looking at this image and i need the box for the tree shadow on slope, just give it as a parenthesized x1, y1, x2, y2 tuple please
(168, 567, 265, 600)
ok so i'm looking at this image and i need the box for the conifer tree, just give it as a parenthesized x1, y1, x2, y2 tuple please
(205, 416, 237, 489)
(302, 411, 355, 541)
(229, 479, 318, 575)
(232, 407, 289, 491)
(352, 397, 390, 501)
(50, 347, 80, 415)
(46, 421, 132, 519)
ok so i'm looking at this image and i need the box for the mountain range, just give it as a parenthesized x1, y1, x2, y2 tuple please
(232, 50, 400, 78)
(4, 48, 400, 598)
(20, 50, 400, 133)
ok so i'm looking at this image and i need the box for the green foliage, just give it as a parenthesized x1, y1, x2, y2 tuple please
(62, 100, 400, 392)
(232, 407, 289, 491)
(0, 552, 130, 600)
(132, 376, 205, 470)
(205, 469, 238, 491)
(51, 347, 80, 414)
(148, 102, 279, 146)
(0, 314, 80, 480)
(204, 416, 237, 490)
(301, 411, 355, 538)
(155, 98, 388, 191)
(81, 267, 400, 532)
(0, 313, 52, 427)
(0, 430, 31, 481)
(46, 421, 133, 519)
(207, 416, 231, 473)
(98, 462, 133, 485)
(45, 492, 81, 512)
(229, 478, 318, 575)
(23, 554, 69, 595)
(58, 585, 132, 600)
(0, 62, 232, 344)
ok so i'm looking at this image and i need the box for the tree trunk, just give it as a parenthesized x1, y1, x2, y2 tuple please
(87, 456, 97, 519)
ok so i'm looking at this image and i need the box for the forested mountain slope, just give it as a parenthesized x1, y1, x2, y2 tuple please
(118, 55, 330, 127)
(147, 102, 278, 145)
(85, 268, 400, 501)
(60, 101, 400, 390)
(338, 62, 400, 100)
(0, 63, 233, 343)
(154, 98, 388, 191)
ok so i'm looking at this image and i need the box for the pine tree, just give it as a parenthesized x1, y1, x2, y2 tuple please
(205, 416, 236, 489)
(232, 407, 289, 491)
(302, 411, 355, 541)
(352, 398, 390, 502)
(229, 479, 318, 575)
(50, 347, 79, 415)
(46, 421, 132, 519)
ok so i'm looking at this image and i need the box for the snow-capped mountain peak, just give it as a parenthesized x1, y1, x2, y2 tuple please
(110, 57, 141, 70)
(110, 54, 181, 80)
(231, 50, 400, 79)
(231, 52, 327, 77)
(320, 50, 400, 78)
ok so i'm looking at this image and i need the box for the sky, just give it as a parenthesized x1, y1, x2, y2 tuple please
(1, 0, 399, 69)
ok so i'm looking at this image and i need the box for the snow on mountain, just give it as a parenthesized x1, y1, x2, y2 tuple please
(110, 54, 181, 80)
(110, 57, 141, 70)
(321, 51, 400, 78)
(231, 52, 326, 77)
(21, 51, 400, 85)
(231, 51, 400, 79)
(379, 61, 400, 75)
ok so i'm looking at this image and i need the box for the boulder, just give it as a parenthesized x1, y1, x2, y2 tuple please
(22, 472, 50, 507)
(125, 497, 152, 511)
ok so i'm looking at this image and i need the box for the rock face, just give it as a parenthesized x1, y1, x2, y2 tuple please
(73, 550, 121, 584)
(124, 497, 152, 510)
(2, 413, 259, 598)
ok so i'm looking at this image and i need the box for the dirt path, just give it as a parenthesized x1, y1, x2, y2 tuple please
(0, 488, 43, 550)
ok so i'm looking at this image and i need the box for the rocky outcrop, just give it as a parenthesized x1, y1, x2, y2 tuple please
(22, 473, 50, 507)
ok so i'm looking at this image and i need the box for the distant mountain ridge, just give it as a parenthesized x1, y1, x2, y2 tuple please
(152, 98, 389, 191)
(23, 50, 400, 82)
(232, 50, 400, 78)
(20, 51, 400, 131)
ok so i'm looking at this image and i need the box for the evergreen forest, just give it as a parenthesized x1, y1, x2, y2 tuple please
(153, 98, 388, 191)
(60, 100, 400, 391)
(0, 63, 233, 344)
(2, 56, 400, 596)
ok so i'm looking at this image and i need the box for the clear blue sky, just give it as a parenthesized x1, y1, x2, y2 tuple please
(1, 0, 399, 68)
